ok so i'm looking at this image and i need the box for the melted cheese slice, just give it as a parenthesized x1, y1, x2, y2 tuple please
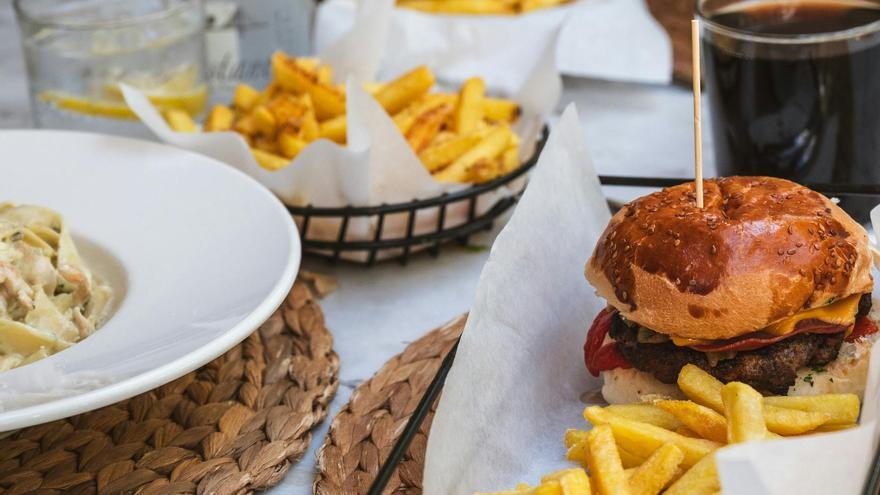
(670, 294, 862, 346)
(764, 293, 861, 336)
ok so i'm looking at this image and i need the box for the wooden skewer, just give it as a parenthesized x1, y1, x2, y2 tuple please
(692, 19, 704, 209)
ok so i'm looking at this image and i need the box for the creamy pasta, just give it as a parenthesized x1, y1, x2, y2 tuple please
(0, 203, 113, 371)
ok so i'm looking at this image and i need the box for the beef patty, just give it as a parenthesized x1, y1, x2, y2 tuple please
(609, 314, 846, 394)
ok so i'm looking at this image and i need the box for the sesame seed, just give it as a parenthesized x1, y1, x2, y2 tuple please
(710, 245, 717, 254)
(813, 243, 820, 251)
(787, 225, 794, 235)
(796, 242, 804, 247)
(831, 277, 837, 284)
(799, 269, 806, 276)
(689, 279, 697, 286)
(787, 248, 797, 255)
(621, 291, 628, 300)
(675, 278, 681, 285)
(777, 248, 785, 255)
(674, 239, 681, 247)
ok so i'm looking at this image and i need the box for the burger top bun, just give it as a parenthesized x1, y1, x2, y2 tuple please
(585, 177, 873, 340)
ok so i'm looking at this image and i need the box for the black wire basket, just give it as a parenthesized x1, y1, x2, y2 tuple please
(365, 176, 880, 495)
(286, 126, 549, 266)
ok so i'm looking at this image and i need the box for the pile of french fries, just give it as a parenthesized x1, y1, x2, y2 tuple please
(161, 52, 522, 184)
(397, 0, 572, 15)
(479, 364, 860, 495)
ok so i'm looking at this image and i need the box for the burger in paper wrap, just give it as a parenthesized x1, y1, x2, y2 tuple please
(583, 177, 878, 404)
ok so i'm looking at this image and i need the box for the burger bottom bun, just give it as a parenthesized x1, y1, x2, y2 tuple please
(601, 334, 879, 404)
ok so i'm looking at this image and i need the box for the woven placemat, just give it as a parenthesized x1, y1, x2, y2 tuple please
(647, 0, 696, 84)
(0, 274, 339, 495)
(314, 315, 466, 495)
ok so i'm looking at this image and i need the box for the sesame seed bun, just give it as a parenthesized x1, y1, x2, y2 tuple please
(585, 177, 873, 341)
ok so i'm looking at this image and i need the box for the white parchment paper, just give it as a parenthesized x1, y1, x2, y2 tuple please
(423, 104, 880, 495)
(125, 0, 560, 261)
(315, 0, 672, 90)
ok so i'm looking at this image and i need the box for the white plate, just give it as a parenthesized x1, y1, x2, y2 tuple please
(0, 130, 300, 431)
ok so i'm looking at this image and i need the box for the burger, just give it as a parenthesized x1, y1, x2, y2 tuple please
(583, 176, 878, 404)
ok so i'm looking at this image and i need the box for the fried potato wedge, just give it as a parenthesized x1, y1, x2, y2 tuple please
(721, 382, 767, 444)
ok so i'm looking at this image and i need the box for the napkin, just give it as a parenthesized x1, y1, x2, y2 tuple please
(314, 0, 673, 90)
(423, 103, 880, 495)
(125, 0, 560, 261)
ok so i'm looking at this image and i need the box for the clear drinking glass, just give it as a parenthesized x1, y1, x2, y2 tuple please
(15, 0, 207, 137)
(697, 0, 880, 222)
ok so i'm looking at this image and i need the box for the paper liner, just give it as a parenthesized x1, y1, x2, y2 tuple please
(423, 104, 880, 495)
(315, 0, 673, 90)
(125, 0, 559, 262)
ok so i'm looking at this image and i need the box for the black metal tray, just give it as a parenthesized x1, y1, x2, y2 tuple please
(287, 127, 548, 266)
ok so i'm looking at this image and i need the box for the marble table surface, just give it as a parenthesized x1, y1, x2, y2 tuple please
(0, 1, 716, 491)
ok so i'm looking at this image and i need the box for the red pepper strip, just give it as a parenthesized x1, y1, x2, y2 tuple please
(847, 316, 878, 342)
(584, 308, 631, 376)
(690, 320, 847, 353)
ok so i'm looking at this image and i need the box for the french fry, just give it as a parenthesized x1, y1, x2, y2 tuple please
(163, 108, 197, 132)
(399, 0, 516, 14)
(271, 52, 346, 119)
(251, 148, 290, 171)
(568, 435, 646, 469)
(252, 135, 280, 154)
(663, 454, 719, 495)
(564, 429, 588, 449)
(520, 0, 571, 11)
(375, 66, 436, 114)
(763, 394, 860, 426)
(617, 445, 649, 469)
(455, 77, 486, 134)
(204, 105, 234, 132)
(267, 94, 307, 126)
(319, 115, 347, 143)
(362, 82, 386, 94)
(721, 382, 767, 443)
(406, 103, 454, 153)
(674, 427, 700, 438)
(627, 443, 684, 495)
(655, 400, 727, 444)
(278, 132, 308, 160)
(393, 94, 454, 133)
(566, 434, 591, 467)
(317, 64, 334, 85)
(234, 114, 257, 136)
(763, 405, 830, 435)
(542, 469, 592, 495)
(584, 406, 720, 468)
(677, 364, 838, 436)
(501, 137, 520, 174)
(434, 125, 511, 183)
(253, 105, 277, 135)
(483, 97, 521, 122)
(233, 83, 261, 111)
(604, 404, 683, 431)
(677, 364, 724, 413)
(465, 158, 501, 184)
(419, 130, 486, 171)
(586, 425, 631, 495)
